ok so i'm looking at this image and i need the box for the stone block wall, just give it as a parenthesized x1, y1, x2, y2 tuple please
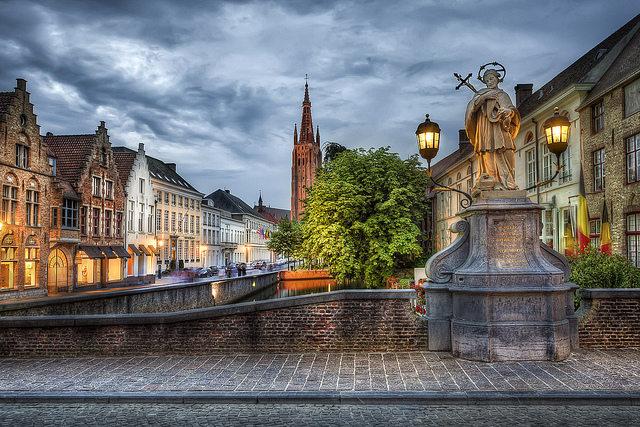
(577, 288, 640, 348)
(0, 290, 426, 358)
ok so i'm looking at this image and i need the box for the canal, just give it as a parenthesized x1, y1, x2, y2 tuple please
(235, 276, 367, 303)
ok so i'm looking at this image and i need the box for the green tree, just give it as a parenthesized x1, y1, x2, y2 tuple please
(323, 141, 348, 163)
(299, 147, 429, 287)
(267, 216, 303, 269)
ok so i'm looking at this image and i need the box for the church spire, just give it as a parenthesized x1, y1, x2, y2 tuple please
(299, 75, 314, 144)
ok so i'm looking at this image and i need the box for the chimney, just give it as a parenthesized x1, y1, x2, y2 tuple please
(166, 163, 176, 172)
(514, 83, 533, 107)
(138, 143, 145, 153)
(225, 189, 230, 194)
(459, 129, 471, 151)
(16, 79, 27, 91)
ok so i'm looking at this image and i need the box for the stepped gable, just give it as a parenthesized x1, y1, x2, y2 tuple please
(42, 133, 95, 182)
(518, 13, 640, 118)
(146, 155, 198, 192)
(112, 146, 137, 185)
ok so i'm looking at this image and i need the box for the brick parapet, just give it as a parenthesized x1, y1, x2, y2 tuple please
(0, 290, 425, 358)
(577, 288, 640, 348)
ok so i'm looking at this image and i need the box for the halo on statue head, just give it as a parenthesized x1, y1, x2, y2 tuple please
(477, 62, 506, 83)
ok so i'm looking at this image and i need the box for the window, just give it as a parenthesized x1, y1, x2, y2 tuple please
(178, 196, 183, 208)
(138, 203, 145, 232)
(589, 218, 601, 248)
(15, 144, 29, 168)
(2, 184, 18, 224)
(526, 148, 536, 190)
(24, 235, 39, 288)
(594, 148, 605, 191)
(51, 206, 58, 227)
(25, 188, 39, 226)
(178, 213, 183, 232)
(49, 157, 56, 176)
(196, 201, 200, 211)
(1, 234, 17, 289)
(559, 146, 572, 184)
(61, 199, 78, 228)
(190, 215, 194, 234)
(171, 212, 176, 232)
(184, 215, 189, 234)
(105, 180, 113, 199)
(592, 101, 604, 134)
(92, 177, 101, 197)
(191, 199, 194, 210)
(541, 144, 553, 188)
(139, 178, 145, 194)
(627, 133, 640, 184)
(80, 206, 87, 235)
(156, 209, 161, 232)
(92, 208, 100, 236)
(164, 192, 169, 204)
(104, 210, 112, 237)
(624, 77, 640, 118)
(116, 212, 123, 237)
(128, 201, 134, 231)
(164, 211, 169, 232)
(157, 191, 162, 203)
(148, 206, 153, 233)
(541, 210, 554, 248)
(178, 240, 183, 260)
(196, 217, 200, 234)
(171, 194, 176, 206)
(627, 213, 640, 267)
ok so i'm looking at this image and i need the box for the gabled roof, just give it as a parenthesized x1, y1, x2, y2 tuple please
(112, 146, 137, 185)
(43, 134, 95, 182)
(146, 155, 200, 194)
(430, 142, 474, 182)
(579, 23, 640, 109)
(205, 189, 262, 219)
(518, 13, 640, 118)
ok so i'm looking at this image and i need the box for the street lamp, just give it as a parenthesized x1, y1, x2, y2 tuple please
(525, 107, 570, 190)
(416, 114, 472, 208)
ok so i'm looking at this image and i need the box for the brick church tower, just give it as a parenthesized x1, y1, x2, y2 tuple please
(291, 77, 322, 221)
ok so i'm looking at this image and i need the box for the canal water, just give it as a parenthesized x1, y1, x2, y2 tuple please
(236, 277, 367, 303)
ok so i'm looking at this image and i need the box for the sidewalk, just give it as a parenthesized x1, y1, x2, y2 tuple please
(1, 348, 640, 405)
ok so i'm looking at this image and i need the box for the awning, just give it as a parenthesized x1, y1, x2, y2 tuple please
(128, 244, 142, 256)
(138, 245, 153, 256)
(99, 246, 118, 259)
(78, 245, 105, 259)
(147, 245, 160, 255)
(110, 246, 131, 258)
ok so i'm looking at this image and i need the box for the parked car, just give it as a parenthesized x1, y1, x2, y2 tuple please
(197, 268, 212, 277)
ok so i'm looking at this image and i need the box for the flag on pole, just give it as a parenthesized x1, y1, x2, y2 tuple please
(601, 201, 611, 253)
(576, 162, 590, 252)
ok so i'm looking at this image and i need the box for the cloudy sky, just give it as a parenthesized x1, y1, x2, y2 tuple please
(1, 0, 638, 210)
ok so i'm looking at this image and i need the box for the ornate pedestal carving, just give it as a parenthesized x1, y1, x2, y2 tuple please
(423, 191, 578, 361)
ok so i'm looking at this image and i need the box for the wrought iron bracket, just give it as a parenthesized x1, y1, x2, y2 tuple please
(427, 168, 473, 209)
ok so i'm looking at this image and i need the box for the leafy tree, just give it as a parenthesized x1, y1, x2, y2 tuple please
(323, 141, 348, 163)
(299, 147, 429, 287)
(267, 216, 303, 269)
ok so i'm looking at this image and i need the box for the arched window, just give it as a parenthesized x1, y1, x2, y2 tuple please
(1, 233, 17, 289)
(24, 234, 39, 287)
(2, 174, 18, 225)
(48, 249, 68, 292)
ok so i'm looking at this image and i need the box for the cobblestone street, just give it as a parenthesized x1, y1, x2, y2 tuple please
(1, 403, 638, 426)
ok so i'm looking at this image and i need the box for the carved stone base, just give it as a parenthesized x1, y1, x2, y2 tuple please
(422, 192, 578, 362)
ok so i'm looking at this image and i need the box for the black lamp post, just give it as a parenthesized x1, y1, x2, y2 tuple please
(525, 107, 571, 190)
(416, 114, 472, 208)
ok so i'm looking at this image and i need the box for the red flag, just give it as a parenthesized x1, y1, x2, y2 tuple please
(576, 162, 590, 252)
(601, 201, 611, 253)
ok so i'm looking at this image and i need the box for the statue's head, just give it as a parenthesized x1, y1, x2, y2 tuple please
(483, 69, 500, 88)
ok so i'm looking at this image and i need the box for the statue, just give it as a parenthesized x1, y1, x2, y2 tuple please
(463, 63, 520, 193)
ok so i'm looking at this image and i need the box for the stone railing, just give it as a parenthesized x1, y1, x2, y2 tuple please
(577, 288, 640, 348)
(0, 290, 425, 358)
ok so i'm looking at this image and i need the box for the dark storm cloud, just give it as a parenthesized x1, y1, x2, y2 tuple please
(0, 0, 639, 208)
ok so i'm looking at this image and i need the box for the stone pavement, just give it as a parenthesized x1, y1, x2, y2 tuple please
(1, 348, 640, 405)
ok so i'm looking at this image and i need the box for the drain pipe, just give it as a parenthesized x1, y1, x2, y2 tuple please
(532, 118, 541, 205)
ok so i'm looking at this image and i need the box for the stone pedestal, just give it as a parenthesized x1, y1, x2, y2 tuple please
(423, 191, 578, 362)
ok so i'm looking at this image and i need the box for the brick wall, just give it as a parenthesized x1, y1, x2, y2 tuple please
(577, 288, 640, 348)
(0, 290, 426, 358)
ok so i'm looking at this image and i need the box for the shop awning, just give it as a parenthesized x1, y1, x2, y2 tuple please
(147, 245, 160, 255)
(99, 246, 118, 259)
(110, 246, 131, 258)
(138, 245, 153, 256)
(78, 245, 105, 259)
(128, 244, 142, 256)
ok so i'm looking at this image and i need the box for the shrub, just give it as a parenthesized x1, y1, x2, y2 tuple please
(568, 246, 640, 289)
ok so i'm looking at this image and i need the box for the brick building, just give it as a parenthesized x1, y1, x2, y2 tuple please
(579, 16, 640, 264)
(291, 79, 322, 221)
(44, 122, 129, 290)
(0, 79, 59, 300)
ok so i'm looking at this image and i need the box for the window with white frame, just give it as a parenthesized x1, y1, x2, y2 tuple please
(559, 145, 572, 184)
(105, 180, 113, 199)
(25, 186, 39, 227)
(627, 213, 640, 267)
(92, 176, 101, 197)
(526, 148, 536, 190)
(590, 218, 601, 248)
(594, 148, 605, 191)
(626, 133, 640, 184)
